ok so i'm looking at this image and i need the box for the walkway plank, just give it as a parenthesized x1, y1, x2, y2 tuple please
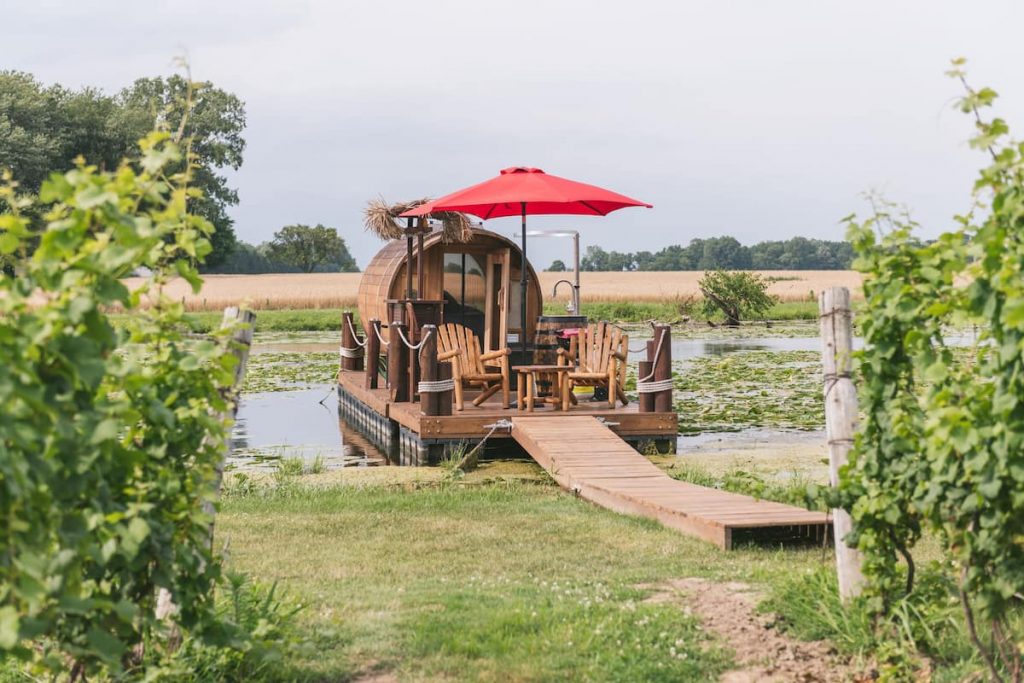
(511, 416, 828, 549)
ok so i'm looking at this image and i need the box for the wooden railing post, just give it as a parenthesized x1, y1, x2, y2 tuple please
(638, 360, 654, 413)
(408, 340, 419, 404)
(418, 324, 439, 416)
(365, 318, 381, 389)
(341, 311, 362, 372)
(388, 321, 409, 402)
(819, 287, 865, 602)
(653, 324, 673, 413)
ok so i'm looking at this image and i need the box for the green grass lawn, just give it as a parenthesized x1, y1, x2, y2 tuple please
(220, 473, 835, 683)
(217, 473, 829, 681)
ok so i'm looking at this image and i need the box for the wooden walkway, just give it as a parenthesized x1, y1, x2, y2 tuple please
(511, 416, 829, 549)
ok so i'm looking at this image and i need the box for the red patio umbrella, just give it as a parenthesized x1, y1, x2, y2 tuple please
(400, 166, 651, 359)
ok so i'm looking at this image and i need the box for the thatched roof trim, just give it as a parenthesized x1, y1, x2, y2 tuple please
(363, 197, 474, 243)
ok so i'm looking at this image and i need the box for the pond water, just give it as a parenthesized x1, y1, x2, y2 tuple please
(229, 385, 391, 471)
(230, 331, 841, 472)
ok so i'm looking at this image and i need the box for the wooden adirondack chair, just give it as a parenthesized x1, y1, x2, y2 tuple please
(436, 323, 511, 410)
(562, 321, 629, 409)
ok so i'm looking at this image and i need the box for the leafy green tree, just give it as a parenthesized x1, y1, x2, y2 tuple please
(265, 224, 359, 273)
(0, 71, 246, 267)
(0, 72, 66, 189)
(698, 270, 777, 325)
(117, 75, 245, 267)
(548, 259, 567, 272)
(697, 236, 751, 269)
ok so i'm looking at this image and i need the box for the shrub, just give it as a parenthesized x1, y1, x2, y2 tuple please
(0, 118, 251, 675)
(840, 61, 1024, 679)
(698, 270, 777, 325)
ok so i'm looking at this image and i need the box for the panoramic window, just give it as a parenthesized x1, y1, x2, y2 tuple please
(442, 252, 486, 340)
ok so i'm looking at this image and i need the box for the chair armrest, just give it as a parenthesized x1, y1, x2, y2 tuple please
(480, 348, 510, 361)
(438, 349, 459, 361)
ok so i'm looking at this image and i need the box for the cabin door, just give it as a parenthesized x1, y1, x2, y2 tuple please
(484, 249, 510, 352)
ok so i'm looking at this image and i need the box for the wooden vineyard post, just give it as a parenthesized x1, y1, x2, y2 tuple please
(653, 324, 673, 413)
(341, 311, 362, 372)
(819, 287, 865, 602)
(365, 318, 381, 389)
(419, 324, 439, 416)
(159, 306, 255, 624)
(388, 321, 409, 402)
(210, 306, 255, 517)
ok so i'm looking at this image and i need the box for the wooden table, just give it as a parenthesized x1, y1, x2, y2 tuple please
(513, 364, 570, 412)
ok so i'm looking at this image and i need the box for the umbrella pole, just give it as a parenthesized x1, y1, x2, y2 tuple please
(405, 218, 414, 300)
(416, 230, 425, 300)
(520, 202, 528, 362)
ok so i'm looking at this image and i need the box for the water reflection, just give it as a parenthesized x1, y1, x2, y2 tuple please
(229, 386, 389, 471)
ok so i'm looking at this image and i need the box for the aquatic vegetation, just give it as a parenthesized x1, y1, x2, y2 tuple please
(243, 351, 339, 393)
(673, 350, 823, 433)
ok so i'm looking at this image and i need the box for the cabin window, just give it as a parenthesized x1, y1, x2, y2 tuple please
(442, 252, 487, 340)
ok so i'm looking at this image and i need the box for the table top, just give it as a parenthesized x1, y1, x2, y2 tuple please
(512, 364, 570, 372)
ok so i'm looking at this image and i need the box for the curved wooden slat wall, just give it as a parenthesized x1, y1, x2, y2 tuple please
(357, 228, 543, 340)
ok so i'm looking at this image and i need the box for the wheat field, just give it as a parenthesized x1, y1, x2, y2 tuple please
(122, 271, 863, 311)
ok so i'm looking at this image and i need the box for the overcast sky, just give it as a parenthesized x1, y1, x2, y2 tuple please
(4, 1, 1024, 267)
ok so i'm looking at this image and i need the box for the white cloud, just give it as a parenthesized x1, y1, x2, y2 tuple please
(3, 0, 1023, 266)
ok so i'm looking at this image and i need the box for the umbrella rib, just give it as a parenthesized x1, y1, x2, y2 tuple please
(483, 204, 498, 220)
(580, 200, 607, 216)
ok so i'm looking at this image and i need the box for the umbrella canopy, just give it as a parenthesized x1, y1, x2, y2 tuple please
(400, 167, 651, 363)
(399, 166, 651, 219)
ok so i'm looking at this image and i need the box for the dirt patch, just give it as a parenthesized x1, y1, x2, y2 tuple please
(642, 578, 862, 682)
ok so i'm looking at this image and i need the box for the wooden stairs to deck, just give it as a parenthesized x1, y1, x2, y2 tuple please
(510, 416, 829, 549)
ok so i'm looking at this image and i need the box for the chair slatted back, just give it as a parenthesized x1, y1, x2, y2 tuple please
(438, 323, 482, 375)
(572, 322, 622, 373)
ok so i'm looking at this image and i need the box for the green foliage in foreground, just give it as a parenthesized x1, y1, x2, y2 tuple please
(767, 565, 1016, 683)
(0, 125, 282, 677)
(838, 63, 1024, 678)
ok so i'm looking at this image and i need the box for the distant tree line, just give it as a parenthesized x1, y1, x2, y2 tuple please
(548, 236, 854, 271)
(206, 224, 359, 274)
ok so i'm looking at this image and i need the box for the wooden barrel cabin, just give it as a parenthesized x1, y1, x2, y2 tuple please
(358, 227, 544, 354)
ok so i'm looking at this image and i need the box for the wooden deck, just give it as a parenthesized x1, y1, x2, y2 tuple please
(511, 416, 829, 549)
(337, 369, 677, 440)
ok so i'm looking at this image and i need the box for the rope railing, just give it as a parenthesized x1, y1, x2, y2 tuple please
(395, 325, 434, 351)
(627, 320, 661, 354)
(373, 323, 390, 347)
(636, 325, 668, 384)
(345, 315, 367, 348)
